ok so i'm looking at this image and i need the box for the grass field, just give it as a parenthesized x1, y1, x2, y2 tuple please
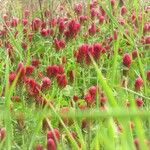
(0, 0, 150, 150)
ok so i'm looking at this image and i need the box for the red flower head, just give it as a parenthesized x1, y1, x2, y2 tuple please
(49, 18, 57, 27)
(22, 18, 28, 26)
(11, 18, 18, 27)
(66, 20, 80, 38)
(47, 138, 56, 150)
(41, 77, 51, 90)
(32, 59, 40, 67)
(145, 36, 150, 44)
(132, 50, 138, 59)
(76, 44, 89, 64)
(47, 129, 60, 141)
(93, 43, 102, 60)
(25, 65, 34, 76)
(56, 74, 68, 88)
(9, 72, 17, 84)
(32, 18, 42, 31)
(84, 93, 94, 105)
(25, 78, 41, 96)
(88, 23, 97, 36)
(59, 21, 65, 33)
(46, 65, 59, 77)
(135, 97, 143, 108)
(85, 45, 93, 65)
(134, 76, 143, 91)
(123, 53, 132, 68)
(143, 23, 149, 33)
(21, 42, 28, 50)
(73, 95, 79, 102)
(88, 86, 97, 99)
(79, 16, 88, 23)
(54, 38, 66, 51)
(40, 29, 48, 37)
(99, 15, 105, 24)
(74, 3, 82, 15)
(147, 70, 150, 81)
(90, 8, 98, 18)
(121, 6, 127, 16)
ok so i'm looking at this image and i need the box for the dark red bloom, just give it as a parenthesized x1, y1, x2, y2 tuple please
(143, 23, 149, 33)
(90, 8, 98, 18)
(93, 43, 102, 60)
(25, 65, 34, 76)
(25, 78, 41, 96)
(47, 138, 56, 150)
(88, 86, 97, 99)
(135, 98, 143, 107)
(132, 50, 138, 59)
(121, 6, 127, 15)
(49, 18, 57, 27)
(59, 21, 65, 33)
(84, 93, 94, 105)
(99, 15, 105, 24)
(22, 18, 28, 26)
(54, 38, 66, 51)
(21, 42, 28, 50)
(145, 36, 150, 44)
(88, 23, 97, 35)
(85, 45, 93, 65)
(75, 44, 89, 63)
(79, 16, 88, 23)
(40, 29, 48, 37)
(41, 77, 51, 90)
(65, 20, 80, 38)
(32, 59, 40, 67)
(56, 74, 67, 88)
(9, 72, 17, 84)
(47, 129, 60, 141)
(32, 18, 42, 31)
(134, 76, 143, 91)
(123, 53, 132, 68)
(74, 3, 82, 15)
(46, 65, 59, 77)
(73, 95, 79, 102)
(11, 18, 18, 27)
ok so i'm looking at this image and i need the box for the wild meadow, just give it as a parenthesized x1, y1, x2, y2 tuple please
(0, 0, 150, 149)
